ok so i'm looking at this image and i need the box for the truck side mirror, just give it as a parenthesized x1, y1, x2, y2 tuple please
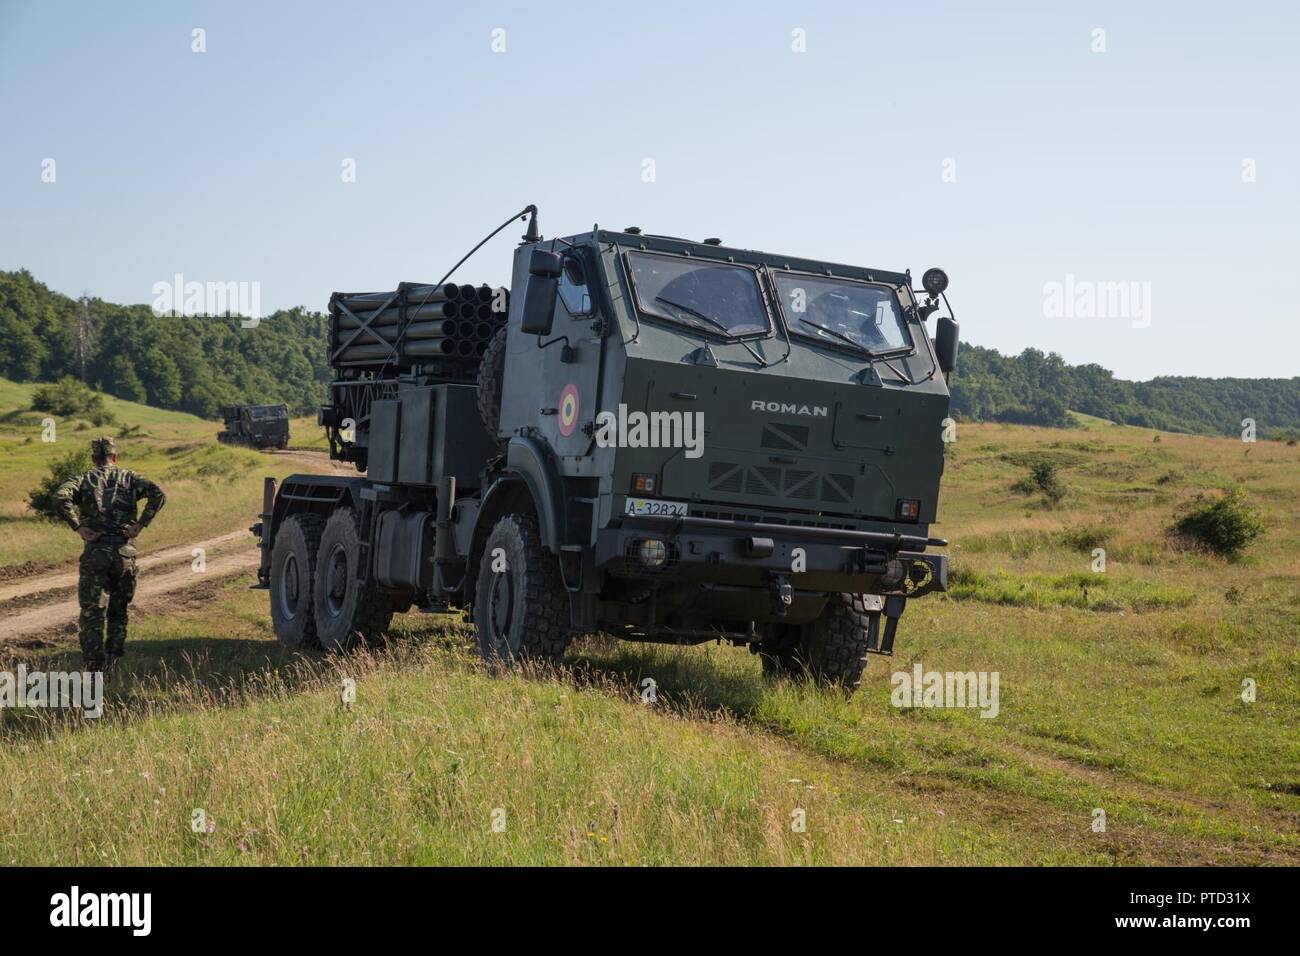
(528, 250, 563, 278)
(521, 275, 558, 335)
(935, 316, 959, 374)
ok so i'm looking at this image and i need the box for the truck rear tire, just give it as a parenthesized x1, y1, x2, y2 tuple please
(270, 514, 324, 649)
(313, 508, 394, 652)
(476, 325, 507, 443)
(473, 513, 570, 665)
(760, 593, 874, 693)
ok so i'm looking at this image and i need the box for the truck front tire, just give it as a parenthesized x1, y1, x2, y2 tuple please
(473, 513, 570, 665)
(270, 514, 323, 649)
(313, 508, 394, 651)
(760, 593, 876, 693)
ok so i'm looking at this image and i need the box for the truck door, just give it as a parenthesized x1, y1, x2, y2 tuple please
(536, 250, 604, 458)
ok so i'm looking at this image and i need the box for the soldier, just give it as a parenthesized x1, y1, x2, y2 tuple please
(54, 436, 166, 678)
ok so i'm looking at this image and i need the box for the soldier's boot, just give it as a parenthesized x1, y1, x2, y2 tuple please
(103, 655, 120, 686)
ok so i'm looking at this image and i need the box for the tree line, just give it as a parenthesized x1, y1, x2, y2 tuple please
(1, 268, 1296, 435)
(951, 344, 1299, 437)
(0, 269, 329, 419)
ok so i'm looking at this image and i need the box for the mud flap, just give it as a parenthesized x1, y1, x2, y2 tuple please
(879, 595, 907, 655)
(862, 594, 884, 653)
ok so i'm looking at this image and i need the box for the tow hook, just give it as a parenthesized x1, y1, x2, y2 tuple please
(768, 573, 793, 617)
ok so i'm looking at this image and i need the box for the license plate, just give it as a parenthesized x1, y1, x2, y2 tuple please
(624, 497, 688, 518)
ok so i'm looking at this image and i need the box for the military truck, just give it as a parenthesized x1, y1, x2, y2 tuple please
(252, 206, 958, 692)
(218, 404, 290, 450)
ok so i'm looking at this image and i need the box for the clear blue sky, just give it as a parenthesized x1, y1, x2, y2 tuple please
(2, 0, 1296, 379)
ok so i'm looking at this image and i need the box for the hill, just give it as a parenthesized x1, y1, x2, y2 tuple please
(0, 269, 329, 419)
(0, 377, 331, 568)
(951, 344, 1300, 438)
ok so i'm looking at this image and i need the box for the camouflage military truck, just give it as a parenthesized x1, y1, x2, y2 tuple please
(252, 206, 958, 693)
(218, 404, 289, 450)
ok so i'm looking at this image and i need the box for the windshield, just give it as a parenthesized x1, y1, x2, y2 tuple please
(773, 272, 912, 354)
(626, 251, 770, 338)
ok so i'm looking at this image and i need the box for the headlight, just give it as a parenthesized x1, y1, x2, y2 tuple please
(637, 538, 668, 569)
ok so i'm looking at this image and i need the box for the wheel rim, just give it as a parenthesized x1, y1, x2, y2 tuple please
(324, 543, 348, 619)
(279, 554, 300, 619)
(486, 565, 515, 654)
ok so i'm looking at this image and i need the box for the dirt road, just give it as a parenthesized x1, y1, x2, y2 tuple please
(0, 448, 351, 645)
(0, 529, 262, 645)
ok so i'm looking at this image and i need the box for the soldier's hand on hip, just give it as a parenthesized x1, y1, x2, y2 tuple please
(77, 526, 100, 543)
(124, 522, 143, 540)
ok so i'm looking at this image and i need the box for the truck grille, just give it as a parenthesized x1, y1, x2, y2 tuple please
(822, 473, 855, 503)
(784, 469, 817, 499)
(706, 460, 855, 506)
(707, 461, 743, 493)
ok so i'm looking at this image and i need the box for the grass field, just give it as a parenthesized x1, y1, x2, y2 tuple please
(1, 383, 1297, 865)
(0, 378, 328, 570)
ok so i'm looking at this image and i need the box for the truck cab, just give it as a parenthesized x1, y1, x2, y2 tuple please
(218, 403, 290, 450)
(257, 214, 958, 694)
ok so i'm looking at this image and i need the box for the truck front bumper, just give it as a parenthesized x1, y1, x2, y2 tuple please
(594, 515, 947, 599)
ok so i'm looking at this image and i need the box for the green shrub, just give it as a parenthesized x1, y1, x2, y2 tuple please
(31, 376, 116, 426)
(26, 448, 91, 522)
(1058, 523, 1112, 553)
(1013, 460, 1066, 504)
(1171, 487, 1266, 558)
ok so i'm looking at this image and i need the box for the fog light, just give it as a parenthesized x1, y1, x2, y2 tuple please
(897, 498, 920, 521)
(637, 538, 668, 569)
(631, 473, 657, 494)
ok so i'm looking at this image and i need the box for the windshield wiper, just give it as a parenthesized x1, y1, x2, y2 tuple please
(655, 296, 769, 367)
(797, 318, 907, 382)
(797, 316, 869, 352)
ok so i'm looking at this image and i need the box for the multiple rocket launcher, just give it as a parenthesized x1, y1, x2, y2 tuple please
(328, 281, 508, 369)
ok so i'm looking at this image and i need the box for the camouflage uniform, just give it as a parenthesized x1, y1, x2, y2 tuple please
(54, 437, 166, 669)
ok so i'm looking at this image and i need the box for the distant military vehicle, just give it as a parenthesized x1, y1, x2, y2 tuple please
(218, 404, 289, 450)
(252, 206, 958, 694)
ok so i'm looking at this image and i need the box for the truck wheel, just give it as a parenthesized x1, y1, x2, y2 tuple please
(760, 594, 874, 693)
(473, 513, 570, 665)
(270, 514, 323, 649)
(799, 594, 874, 692)
(313, 508, 394, 652)
(475, 325, 507, 444)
